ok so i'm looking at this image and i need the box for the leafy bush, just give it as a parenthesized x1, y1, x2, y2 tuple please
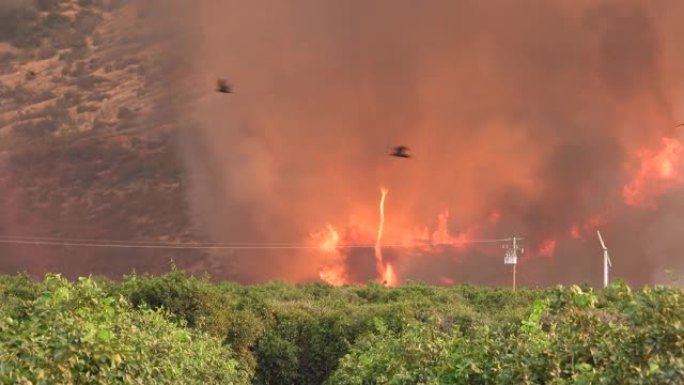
(113, 271, 233, 337)
(0, 274, 682, 384)
(326, 320, 452, 385)
(327, 283, 684, 385)
(0, 275, 250, 384)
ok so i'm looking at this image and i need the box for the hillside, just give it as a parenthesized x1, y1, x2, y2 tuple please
(0, 0, 207, 277)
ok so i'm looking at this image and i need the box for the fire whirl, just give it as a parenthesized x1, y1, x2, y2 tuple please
(375, 188, 397, 287)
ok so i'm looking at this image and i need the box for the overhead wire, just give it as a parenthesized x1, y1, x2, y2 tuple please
(0, 235, 516, 250)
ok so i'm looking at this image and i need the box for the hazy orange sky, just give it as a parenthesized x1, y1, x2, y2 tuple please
(165, 0, 684, 286)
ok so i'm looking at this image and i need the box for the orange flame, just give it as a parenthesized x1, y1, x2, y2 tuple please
(382, 262, 397, 287)
(312, 190, 502, 286)
(430, 209, 480, 248)
(319, 224, 339, 252)
(375, 188, 398, 287)
(313, 225, 349, 286)
(319, 268, 347, 287)
(537, 239, 557, 257)
(623, 137, 683, 208)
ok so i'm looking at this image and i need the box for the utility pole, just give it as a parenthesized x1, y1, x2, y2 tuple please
(504, 236, 524, 291)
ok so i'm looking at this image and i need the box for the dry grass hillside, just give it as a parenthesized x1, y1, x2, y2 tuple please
(0, 0, 209, 277)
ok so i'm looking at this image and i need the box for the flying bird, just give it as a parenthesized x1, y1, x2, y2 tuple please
(216, 79, 232, 93)
(25, 70, 39, 80)
(390, 146, 411, 158)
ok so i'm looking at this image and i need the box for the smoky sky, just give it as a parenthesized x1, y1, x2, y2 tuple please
(174, 0, 684, 287)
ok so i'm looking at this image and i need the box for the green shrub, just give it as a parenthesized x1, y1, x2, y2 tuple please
(0, 274, 682, 384)
(326, 320, 452, 385)
(0, 275, 250, 384)
(114, 271, 232, 337)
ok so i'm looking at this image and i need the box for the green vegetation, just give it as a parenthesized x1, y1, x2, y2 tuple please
(0, 271, 682, 384)
(0, 274, 248, 384)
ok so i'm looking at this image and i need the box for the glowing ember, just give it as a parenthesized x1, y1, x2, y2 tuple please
(623, 137, 684, 208)
(537, 239, 557, 257)
(439, 276, 455, 286)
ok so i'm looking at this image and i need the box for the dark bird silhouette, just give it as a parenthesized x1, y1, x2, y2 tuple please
(390, 146, 411, 158)
(216, 79, 232, 93)
(677, 123, 684, 127)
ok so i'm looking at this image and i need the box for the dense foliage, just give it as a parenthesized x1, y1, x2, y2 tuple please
(0, 271, 682, 384)
(0, 274, 248, 385)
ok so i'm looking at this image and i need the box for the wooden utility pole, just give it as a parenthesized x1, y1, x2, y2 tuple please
(504, 236, 523, 291)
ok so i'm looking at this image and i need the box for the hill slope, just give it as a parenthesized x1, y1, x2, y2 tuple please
(0, 0, 208, 277)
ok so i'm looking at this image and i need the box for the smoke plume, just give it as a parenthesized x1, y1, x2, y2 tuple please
(174, 0, 684, 287)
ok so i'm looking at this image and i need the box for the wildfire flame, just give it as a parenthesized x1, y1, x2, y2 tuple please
(375, 188, 397, 287)
(623, 137, 684, 208)
(537, 239, 557, 257)
(311, 137, 684, 286)
(319, 224, 339, 252)
(313, 192, 496, 286)
(313, 225, 348, 286)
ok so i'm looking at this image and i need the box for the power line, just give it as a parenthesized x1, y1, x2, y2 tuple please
(0, 235, 515, 250)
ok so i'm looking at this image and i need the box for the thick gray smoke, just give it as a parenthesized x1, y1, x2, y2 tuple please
(171, 0, 684, 286)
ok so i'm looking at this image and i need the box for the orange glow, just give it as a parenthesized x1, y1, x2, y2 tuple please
(312, 224, 349, 286)
(623, 137, 684, 208)
(319, 224, 339, 252)
(537, 239, 557, 257)
(375, 188, 398, 287)
(319, 268, 347, 287)
(431, 210, 451, 245)
(584, 212, 608, 231)
(488, 209, 501, 224)
(570, 225, 581, 239)
(430, 209, 480, 248)
(439, 276, 455, 285)
(382, 262, 398, 287)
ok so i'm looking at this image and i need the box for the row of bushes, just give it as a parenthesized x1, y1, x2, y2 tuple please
(0, 271, 682, 384)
